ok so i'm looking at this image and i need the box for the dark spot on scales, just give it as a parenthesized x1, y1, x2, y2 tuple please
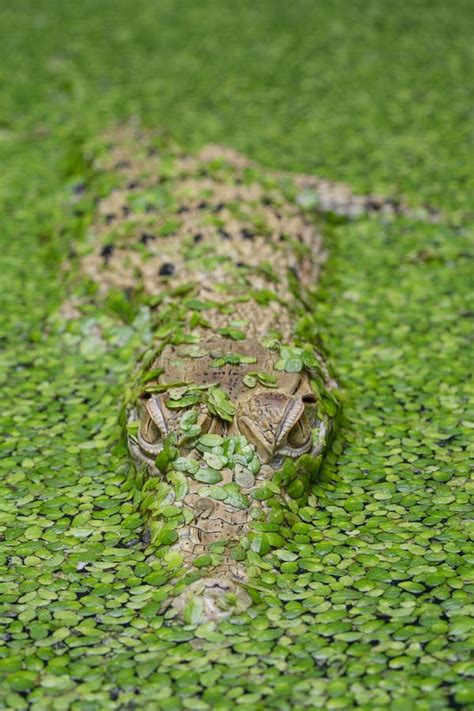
(100, 244, 115, 262)
(366, 198, 383, 211)
(122, 206, 131, 217)
(193, 233, 203, 243)
(236, 261, 247, 268)
(104, 214, 116, 225)
(139, 232, 155, 245)
(213, 202, 225, 212)
(114, 160, 130, 169)
(178, 206, 189, 214)
(197, 201, 209, 209)
(241, 228, 255, 240)
(159, 263, 175, 276)
(127, 180, 140, 190)
(218, 229, 231, 240)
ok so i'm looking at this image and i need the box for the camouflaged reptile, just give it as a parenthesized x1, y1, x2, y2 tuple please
(67, 127, 355, 621)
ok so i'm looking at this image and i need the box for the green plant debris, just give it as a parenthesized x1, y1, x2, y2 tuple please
(0, 2, 472, 708)
(205, 387, 237, 422)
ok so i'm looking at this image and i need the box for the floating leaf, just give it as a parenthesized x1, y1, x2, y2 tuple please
(206, 386, 236, 422)
(173, 457, 199, 474)
(198, 434, 224, 447)
(183, 596, 204, 625)
(166, 394, 201, 409)
(217, 327, 246, 341)
(202, 451, 226, 470)
(193, 468, 223, 484)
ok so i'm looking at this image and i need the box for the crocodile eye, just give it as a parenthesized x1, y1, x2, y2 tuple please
(140, 415, 162, 444)
(134, 396, 168, 457)
(286, 413, 311, 449)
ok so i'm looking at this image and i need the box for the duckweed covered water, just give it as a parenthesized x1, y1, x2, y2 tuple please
(0, 1, 473, 709)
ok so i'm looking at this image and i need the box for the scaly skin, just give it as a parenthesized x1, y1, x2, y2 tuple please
(67, 126, 341, 621)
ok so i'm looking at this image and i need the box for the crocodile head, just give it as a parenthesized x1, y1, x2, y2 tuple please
(127, 338, 336, 621)
(128, 338, 331, 470)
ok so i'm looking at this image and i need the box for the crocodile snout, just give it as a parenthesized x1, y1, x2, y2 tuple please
(171, 573, 251, 623)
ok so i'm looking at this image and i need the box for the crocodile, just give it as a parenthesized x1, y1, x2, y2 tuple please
(66, 126, 346, 621)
